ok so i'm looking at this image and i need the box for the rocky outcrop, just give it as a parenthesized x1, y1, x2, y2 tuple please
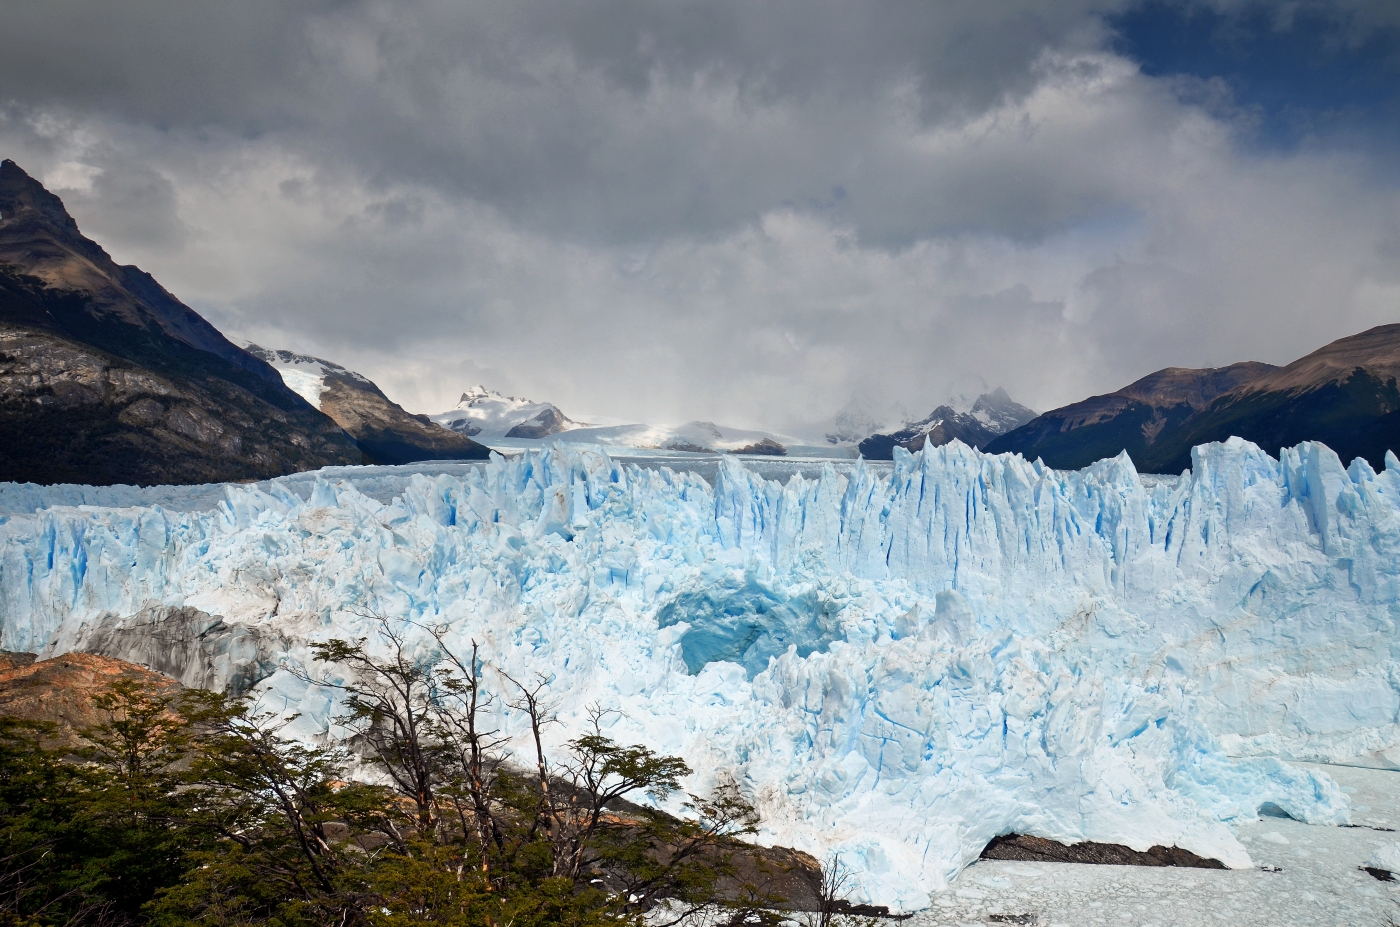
(729, 437, 788, 456)
(0, 650, 181, 741)
(320, 376, 489, 463)
(0, 159, 362, 484)
(48, 605, 286, 697)
(504, 405, 572, 439)
(981, 833, 1226, 869)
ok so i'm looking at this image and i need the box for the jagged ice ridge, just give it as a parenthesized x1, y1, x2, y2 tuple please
(4, 438, 1399, 910)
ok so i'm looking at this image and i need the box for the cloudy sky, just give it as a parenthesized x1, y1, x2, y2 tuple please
(2, 1, 1398, 429)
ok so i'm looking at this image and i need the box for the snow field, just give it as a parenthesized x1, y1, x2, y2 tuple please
(905, 763, 1400, 927)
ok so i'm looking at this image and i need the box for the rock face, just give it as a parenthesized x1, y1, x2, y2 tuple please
(504, 405, 572, 439)
(0, 650, 180, 741)
(47, 605, 285, 697)
(859, 388, 1036, 460)
(0, 159, 362, 485)
(244, 345, 489, 464)
(990, 325, 1400, 473)
(729, 437, 787, 456)
(980, 834, 1226, 869)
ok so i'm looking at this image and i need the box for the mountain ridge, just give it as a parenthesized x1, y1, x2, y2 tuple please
(245, 345, 489, 464)
(987, 325, 1400, 473)
(0, 159, 363, 485)
(858, 388, 1036, 459)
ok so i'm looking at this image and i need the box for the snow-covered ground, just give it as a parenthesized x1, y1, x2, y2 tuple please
(3, 438, 1399, 911)
(907, 763, 1400, 927)
(239, 342, 375, 407)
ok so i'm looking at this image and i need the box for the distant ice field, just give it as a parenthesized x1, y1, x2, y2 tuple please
(0, 451, 892, 515)
(1, 438, 1393, 910)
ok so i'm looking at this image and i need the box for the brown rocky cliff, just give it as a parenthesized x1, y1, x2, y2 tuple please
(0, 159, 268, 374)
(0, 651, 180, 740)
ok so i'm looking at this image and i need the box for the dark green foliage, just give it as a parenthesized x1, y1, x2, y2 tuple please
(0, 684, 216, 926)
(0, 630, 788, 926)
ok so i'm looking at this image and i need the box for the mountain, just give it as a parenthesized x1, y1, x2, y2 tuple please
(857, 388, 1036, 459)
(810, 398, 900, 447)
(988, 325, 1400, 473)
(985, 363, 1276, 471)
(433, 387, 805, 455)
(432, 385, 578, 439)
(0, 159, 362, 485)
(244, 346, 488, 464)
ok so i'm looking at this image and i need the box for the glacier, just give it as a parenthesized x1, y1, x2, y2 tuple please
(3, 438, 1398, 910)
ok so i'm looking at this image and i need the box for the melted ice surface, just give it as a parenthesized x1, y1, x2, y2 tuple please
(2, 438, 1397, 910)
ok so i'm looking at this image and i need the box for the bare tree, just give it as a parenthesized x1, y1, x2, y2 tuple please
(292, 612, 445, 833)
(802, 854, 882, 927)
(298, 610, 781, 924)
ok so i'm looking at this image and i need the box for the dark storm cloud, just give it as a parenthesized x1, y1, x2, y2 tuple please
(0, 0, 1139, 245)
(0, 1, 1397, 426)
(3, 1, 1394, 246)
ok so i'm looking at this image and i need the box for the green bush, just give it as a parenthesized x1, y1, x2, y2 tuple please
(0, 625, 787, 927)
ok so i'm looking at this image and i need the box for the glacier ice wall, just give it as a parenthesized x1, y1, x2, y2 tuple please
(3, 438, 1398, 909)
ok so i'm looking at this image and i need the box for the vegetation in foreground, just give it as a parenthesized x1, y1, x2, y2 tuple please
(0, 618, 865, 927)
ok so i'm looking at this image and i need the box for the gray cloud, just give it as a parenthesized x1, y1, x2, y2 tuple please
(0, 1, 1397, 431)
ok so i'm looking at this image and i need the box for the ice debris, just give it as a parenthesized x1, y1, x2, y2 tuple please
(1369, 843, 1400, 875)
(3, 437, 1395, 910)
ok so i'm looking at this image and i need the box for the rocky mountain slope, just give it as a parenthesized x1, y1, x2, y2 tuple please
(988, 325, 1400, 472)
(858, 388, 1036, 459)
(1143, 324, 1400, 473)
(245, 346, 488, 464)
(0, 159, 362, 485)
(985, 362, 1276, 471)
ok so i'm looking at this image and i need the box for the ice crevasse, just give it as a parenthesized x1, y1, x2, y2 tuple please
(4, 437, 1400, 910)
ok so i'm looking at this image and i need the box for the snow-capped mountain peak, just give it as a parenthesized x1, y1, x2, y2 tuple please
(455, 384, 521, 406)
(432, 386, 577, 438)
(857, 388, 1037, 459)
